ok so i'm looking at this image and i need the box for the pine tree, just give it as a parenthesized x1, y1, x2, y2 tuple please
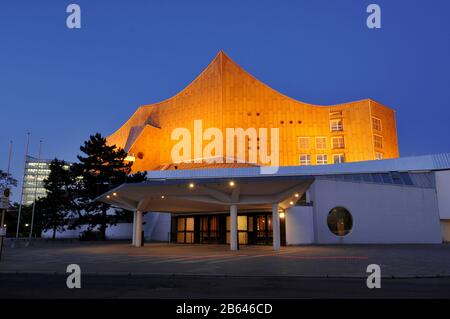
(39, 159, 75, 240)
(72, 133, 146, 240)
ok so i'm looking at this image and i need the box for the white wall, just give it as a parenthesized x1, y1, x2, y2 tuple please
(436, 170, 450, 219)
(309, 179, 442, 244)
(285, 206, 314, 245)
(42, 212, 171, 241)
(143, 212, 171, 242)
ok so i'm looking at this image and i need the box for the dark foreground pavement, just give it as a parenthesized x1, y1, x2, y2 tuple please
(1, 273, 450, 299)
(2, 242, 450, 277)
(2, 242, 450, 299)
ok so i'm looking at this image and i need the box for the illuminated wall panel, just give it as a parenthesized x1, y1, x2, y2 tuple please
(107, 51, 399, 172)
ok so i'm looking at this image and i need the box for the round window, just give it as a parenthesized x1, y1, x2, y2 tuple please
(327, 207, 353, 236)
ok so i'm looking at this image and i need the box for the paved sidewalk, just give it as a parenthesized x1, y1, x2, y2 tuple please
(1, 241, 450, 277)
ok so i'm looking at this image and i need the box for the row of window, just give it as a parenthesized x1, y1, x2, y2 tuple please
(244, 111, 383, 133)
(299, 154, 345, 165)
(322, 171, 416, 186)
(329, 117, 382, 132)
(300, 152, 383, 165)
(298, 134, 383, 151)
(298, 136, 345, 150)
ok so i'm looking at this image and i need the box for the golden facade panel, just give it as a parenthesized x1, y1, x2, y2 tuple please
(107, 51, 399, 172)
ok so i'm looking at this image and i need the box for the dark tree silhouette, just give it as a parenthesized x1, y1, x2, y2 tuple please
(71, 133, 146, 240)
(39, 159, 76, 240)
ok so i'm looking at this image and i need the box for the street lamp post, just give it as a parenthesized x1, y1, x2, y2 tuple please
(0, 141, 13, 261)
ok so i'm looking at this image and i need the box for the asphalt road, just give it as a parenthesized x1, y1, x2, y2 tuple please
(1, 274, 450, 299)
(3, 242, 450, 278)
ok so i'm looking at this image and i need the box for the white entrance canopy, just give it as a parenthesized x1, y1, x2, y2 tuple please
(96, 175, 314, 251)
(98, 176, 314, 213)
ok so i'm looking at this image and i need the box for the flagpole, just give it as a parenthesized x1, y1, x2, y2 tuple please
(0, 141, 13, 261)
(6, 140, 13, 177)
(1, 141, 13, 230)
(29, 140, 42, 239)
(16, 133, 30, 239)
(1, 141, 13, 227)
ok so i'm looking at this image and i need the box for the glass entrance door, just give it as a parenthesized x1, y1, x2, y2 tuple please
(200, 215, 219, 244)
(256, 214, 273, 245)
(226, 215, 249, 245)
(175, 213, 280, 246)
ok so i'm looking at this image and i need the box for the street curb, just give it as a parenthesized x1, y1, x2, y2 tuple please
(0, 270, 449, 280)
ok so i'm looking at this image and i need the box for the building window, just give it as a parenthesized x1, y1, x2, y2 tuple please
(333, 154, 345, 164)
(372, 117, 382, 131)
(374, 135, 383, 148)
(330, 119, 343, 132)
(299, 154, 311, 165)
(316, 137, 327, 149)
(298, 137, 310, 149)
(200, 215, 219, 244)
(177, 217, 195, 243)
(332, 136, 345, 149)
(327, 207, 353, 237)
(375, 152, 383, 160)
(316, 154, 328, 165)
(226, 215, 249, 245)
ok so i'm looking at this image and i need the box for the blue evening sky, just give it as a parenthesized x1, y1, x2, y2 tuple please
(1, 0, 450, 200)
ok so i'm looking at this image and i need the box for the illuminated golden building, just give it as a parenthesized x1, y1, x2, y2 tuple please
(107, 51, 399, 172)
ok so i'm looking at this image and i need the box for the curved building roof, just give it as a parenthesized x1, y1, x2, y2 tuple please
(107, 51, 399, 171)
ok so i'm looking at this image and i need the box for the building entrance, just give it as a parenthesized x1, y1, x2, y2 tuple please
(173, 213, 285, 246)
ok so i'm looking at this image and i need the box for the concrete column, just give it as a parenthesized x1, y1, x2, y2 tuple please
(230, 205, 238, 251)
(306, 190, 311, 203)
(132, 210, 137, 246)
(272, 203, 280, 251)
(135, 210, 143, 247)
